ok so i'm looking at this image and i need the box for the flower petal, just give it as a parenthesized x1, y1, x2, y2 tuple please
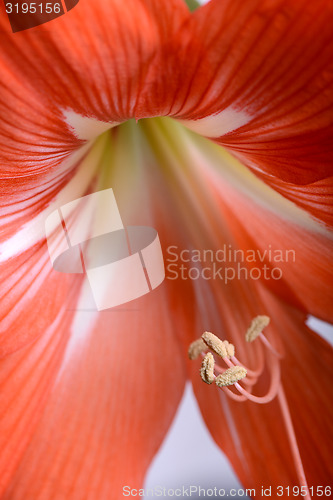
(0, 0, 189, 176)
(198, 140, 333, 324)
(0, 135, 110, 354)
(146, 119, 333, 323)
(161, 0, 333, 226)
(0, 305, 76, 495)
(0, 243, 83, 356)
(1, 281, 188, 499)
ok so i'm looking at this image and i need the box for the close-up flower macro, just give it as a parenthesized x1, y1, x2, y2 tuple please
(0, 0, 332, 498)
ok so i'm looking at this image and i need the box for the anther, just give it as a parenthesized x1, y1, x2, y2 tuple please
(200, 353, 215, 384)
(202, 332, 228, 358)
(223, 340, 235, 358)
(188, 338, 208, 360)
(245, 315, 270, 342)
(215, 366, 247, 387)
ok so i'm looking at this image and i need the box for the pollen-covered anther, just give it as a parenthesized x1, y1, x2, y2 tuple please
(223, 340, 235, 358)
(202, 331, 228, 358)
(200, 353, 215, 384)
(188, 338, 208, 360)
(215, 366, 247, 387)
(245, 315, 270, 343)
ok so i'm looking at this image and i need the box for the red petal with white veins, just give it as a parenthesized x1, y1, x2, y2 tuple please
(163, 0, 333, 227)
(0, 0, 189, 177)
(0, 242, 82, 356)
(0, 137, 108, 354)
(0, 286, 188, 500)
(146, 119, 332, 323)
(0, 304, 76, 495)
(200, 144, 333, 324)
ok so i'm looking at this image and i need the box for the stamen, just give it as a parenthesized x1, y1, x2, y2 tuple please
(230, 350, 264, 379)
(212, 357, 255, 389)
(223, 340, 235, 358)
(259, 331, 282, 358)
(245, 315, 270, 342)
(202, 332, 230, 358)
(215, 366, 247, 387)
(188, 338, 208, 360)
(200, 353, 215, 384)
(277, 386, 311, 500)
(232, 352, 281, 404)
(188, 318, 309, 498)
